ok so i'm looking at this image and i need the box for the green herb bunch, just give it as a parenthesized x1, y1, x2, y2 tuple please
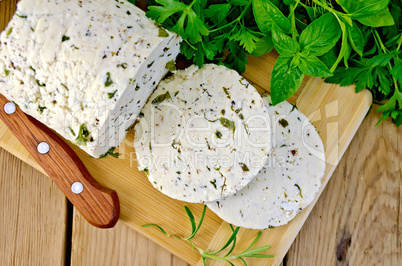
(145, 0, 402, 126)
(146, 0, 266, 73)
(142, 205, 273, 265)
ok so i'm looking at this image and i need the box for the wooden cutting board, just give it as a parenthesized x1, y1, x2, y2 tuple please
(0, 48, 371, 265)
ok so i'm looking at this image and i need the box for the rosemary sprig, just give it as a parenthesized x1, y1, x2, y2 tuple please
(142, 205, 273, 265)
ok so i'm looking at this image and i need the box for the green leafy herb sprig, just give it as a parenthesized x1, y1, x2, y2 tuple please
(147, 0, 265, 73)
(142, 205, 273, 265)
(145, 0, 402, 126)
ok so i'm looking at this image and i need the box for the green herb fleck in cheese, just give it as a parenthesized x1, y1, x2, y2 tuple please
(104, 72, 113, 87)
(76, 124, 91, 146)
(152, 91, 171, 105)
(61, 35, 70, 42)
(165, 60, 176, 71)
(158, 28, 169, 37)
(108, 90, 118, 99)
(220, 117, 235, 133)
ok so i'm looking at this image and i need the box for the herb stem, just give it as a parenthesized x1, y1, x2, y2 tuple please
(288, 0, 300, 40)
(396, 34, 402, 51)
(209, 2, 251, 33)
(209, 19, 236, 33)
(373, 29, 388, 53)
(373, 101, 384, 106)
(143, 205, 272, 264)
(185, 0, 197, 13)
(310, 0, 332, 14)
(374, 29, 399, 91)
(200, 252, 228, 260)
(237, 1, 252, 21)
(310, 0, 345, 17)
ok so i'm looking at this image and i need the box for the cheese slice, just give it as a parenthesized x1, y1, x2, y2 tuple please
(207, 95, 326, 229)
(134, 64, 271, 203)
(0, 0, 181, 157)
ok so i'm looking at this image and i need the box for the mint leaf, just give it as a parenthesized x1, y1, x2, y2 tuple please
(347, 0, 390, 19)
(337, 0, 395, 27)
(271, 55, 304, 105)
(299, 13, 341, 57)
(347, 22, 364, 57)
(298, 55, 333, 77)
(359, 9, 395, 27)
(252, 0, 291, 34)
(272, 26, 299, 57)
(330, 18, 349, 72)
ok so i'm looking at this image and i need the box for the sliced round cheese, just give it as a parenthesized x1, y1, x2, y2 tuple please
(134, 64, 271, 203)
(207, 95, 326, 229)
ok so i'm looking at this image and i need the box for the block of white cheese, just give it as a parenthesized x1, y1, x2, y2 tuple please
(207, 95, 326, 229)
(134, 64, 271, 203)
(0, 0, 181, 157)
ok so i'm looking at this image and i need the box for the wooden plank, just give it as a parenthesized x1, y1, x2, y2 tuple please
(71, 209, 189, 266)
(0, 148, 68, 266)
(286, 105, 402, 265)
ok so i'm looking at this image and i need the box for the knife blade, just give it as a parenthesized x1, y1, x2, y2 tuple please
(0, 94, 120, 228)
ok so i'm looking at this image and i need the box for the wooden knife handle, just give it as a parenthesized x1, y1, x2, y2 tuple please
(0, 94, 120, 228)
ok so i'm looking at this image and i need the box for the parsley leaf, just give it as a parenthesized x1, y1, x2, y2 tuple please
(147, 0, 209, 43)
(235, 27, 260, 54)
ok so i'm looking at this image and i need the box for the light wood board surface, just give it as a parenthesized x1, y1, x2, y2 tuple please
(287, 105, 402, 266)
(0, 2, 67, 265)
(0, 0, 381, 265)
(0, 148, 68, 266)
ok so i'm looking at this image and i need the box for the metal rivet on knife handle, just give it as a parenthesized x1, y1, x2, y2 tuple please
(37, 142, 50, 154)
(71, 182, 84, 194)
(4, 102, 16, 114)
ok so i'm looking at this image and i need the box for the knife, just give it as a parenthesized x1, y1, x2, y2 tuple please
(0, 94, 120, 228)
